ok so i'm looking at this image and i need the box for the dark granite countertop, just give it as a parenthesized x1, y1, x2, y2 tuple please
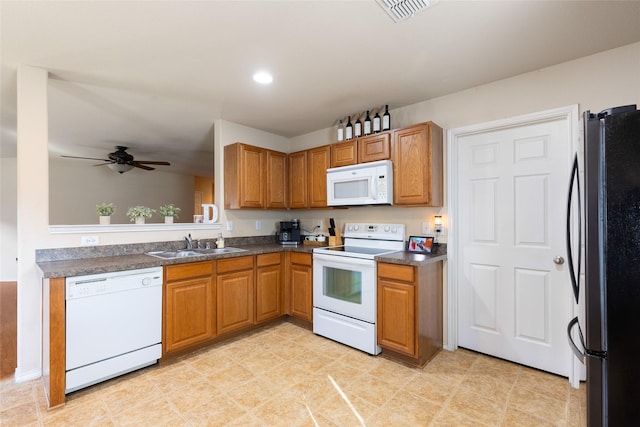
(36, 238, 446, 278)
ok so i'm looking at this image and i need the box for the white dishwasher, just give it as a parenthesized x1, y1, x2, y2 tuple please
(65, 266, 162, 393)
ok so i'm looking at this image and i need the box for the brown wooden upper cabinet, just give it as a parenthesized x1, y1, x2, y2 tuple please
(358, 132, 391, 163)
(330, 132, 391, 168)
(265, 149, 287, 209)
(288, 150, 308, 209)
(224, 143, 287, 210)
(392, 122, 443, 206)
(308, 145, 330, 208)
(331, 140, 358, 167)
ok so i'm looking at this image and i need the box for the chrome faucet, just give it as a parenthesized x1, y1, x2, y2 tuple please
(185, 233, 193, 250)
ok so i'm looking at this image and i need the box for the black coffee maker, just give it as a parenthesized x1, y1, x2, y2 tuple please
(279, 219, 302, 245)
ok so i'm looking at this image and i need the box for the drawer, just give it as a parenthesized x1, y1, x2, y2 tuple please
(290, 252, 312, 266)
(377, 263, 414, 283)
(165, 261, 214, 282)
(217, 255, 254, 274)
(256, 252, 281, 267)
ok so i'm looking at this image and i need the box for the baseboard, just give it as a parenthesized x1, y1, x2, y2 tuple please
(14, 368, 41, 383)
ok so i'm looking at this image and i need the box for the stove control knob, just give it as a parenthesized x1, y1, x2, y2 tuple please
(384, 226, 390, 232)
(391, 227, 397, 233)
(354, 225, 359, 231)
(347, 225, 352, 231)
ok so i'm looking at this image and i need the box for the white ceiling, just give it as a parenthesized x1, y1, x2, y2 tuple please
(2, 0, 640, 170)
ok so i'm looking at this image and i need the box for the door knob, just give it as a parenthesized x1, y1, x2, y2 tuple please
(553, 256, 565, 265)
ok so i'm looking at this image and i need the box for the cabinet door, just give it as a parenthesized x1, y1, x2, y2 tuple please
(288, 150, 308, 209)
(358, 132, 391, 163)
(164, 276, 215, 353)
(266, 149, 287, 209)
(289, 253, 313, 321)
(377, 277, 416, 357)
(393, 122, 443, 206)
(224, 143, 265, 209)
(217, 269, 255, 335)
(256, 263, 283, 323)
(331, 140, 358, 167)
(308, 145, 330, 208)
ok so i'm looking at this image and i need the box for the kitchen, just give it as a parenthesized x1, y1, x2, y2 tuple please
(2, 1, 640, 425)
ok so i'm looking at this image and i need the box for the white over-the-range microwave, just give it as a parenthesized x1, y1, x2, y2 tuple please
(326, 160, 393, 206)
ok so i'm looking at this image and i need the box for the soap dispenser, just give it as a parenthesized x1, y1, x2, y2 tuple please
(216, 233, 225, 249)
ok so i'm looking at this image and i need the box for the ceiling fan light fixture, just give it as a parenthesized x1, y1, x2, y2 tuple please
(108, 163, 134, 174)
(376, 0, 439, 23)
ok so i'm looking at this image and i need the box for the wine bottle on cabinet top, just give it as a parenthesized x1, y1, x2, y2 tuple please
(354, 114, 362, 138)
(337, 119, 344, 141)
(345, 116, 353, 140)
(364, 110, 372, 136)
(373, 109, 381, 133)
(382, 105, 391, 131)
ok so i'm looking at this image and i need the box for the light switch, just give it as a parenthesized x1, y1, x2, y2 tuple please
(226, 221, 233, 231)
(421, 222, 431, 234)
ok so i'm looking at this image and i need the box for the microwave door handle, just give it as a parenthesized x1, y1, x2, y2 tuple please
(370, 177, 376, 200)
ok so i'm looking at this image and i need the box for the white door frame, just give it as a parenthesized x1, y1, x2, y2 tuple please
(446, 104, 581, 385)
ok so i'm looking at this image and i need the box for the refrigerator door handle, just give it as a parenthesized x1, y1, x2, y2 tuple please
(567, 316, 585, 364)
(566, 154, 582, 304)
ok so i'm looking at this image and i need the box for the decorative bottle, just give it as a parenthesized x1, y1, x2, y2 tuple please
(354, 114, 362, 138)
(373, 109, 381, 133)
(363, 110, 372, 136)
(382, 105, 391, 131)
(345, 116, 353, 140)
(337, 119, 344, 141)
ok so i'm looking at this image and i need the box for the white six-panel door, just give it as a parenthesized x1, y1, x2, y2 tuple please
(455, 114, 573, 377)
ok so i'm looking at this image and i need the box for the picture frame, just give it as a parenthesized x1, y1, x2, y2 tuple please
(407, 235, 434, 253)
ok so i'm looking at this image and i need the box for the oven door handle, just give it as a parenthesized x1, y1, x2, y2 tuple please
(313, 253, 376, 266)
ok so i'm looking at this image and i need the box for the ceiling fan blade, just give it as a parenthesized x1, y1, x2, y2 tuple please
(134, 160, 171, 165)
(132, 163, 155, 171)
(62, 155, 111, 162)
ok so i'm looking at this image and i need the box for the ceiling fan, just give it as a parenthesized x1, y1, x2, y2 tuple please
(61, 146, 171, 174)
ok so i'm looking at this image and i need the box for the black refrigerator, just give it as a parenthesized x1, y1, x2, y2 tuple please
(567, 105, 640, 426)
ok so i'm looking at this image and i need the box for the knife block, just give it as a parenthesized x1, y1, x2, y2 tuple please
(328, 229, 341, 247)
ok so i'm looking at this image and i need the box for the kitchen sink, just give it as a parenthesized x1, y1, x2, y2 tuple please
(146, 250, 203, 259)
(194, 247, 247, 254)
(146, 247, 247, 259)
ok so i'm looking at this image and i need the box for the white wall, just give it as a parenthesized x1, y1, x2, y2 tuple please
(1, 158, 17, 280)
(13, 42, 640, 380)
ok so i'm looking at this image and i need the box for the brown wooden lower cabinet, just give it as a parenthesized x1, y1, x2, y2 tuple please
(216, 256, 255, 335)
(377, 261, 443, 367)
(255, 252, 283, 323)
(289, 252, 313, 321)
(164, 261, 216, 354)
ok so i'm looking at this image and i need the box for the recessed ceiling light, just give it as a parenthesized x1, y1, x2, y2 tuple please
(253, 71, 273, 85)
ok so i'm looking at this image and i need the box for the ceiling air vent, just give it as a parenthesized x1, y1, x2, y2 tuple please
(376, 0, 440, 23)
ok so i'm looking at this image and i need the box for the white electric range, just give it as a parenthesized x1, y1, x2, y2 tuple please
(312, 223, 405, 354)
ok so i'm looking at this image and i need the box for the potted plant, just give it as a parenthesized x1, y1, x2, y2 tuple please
(96, 203, 116, 225)
(126, 205, 155, 224)
(158, 204, 181, 224)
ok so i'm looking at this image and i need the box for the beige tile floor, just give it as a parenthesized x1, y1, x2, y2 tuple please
(1, 321, 586, 426)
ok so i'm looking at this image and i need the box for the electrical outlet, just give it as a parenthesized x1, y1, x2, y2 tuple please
(81, 235, 99, 246)
(226, 221, 233, 231)
(422, 222, 431, 235)
(255, 220, 262, 230)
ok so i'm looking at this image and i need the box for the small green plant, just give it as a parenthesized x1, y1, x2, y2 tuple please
(96, 202, 116, 216)
(158, 204, 181, 218)
(126, 205, 155, 222)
